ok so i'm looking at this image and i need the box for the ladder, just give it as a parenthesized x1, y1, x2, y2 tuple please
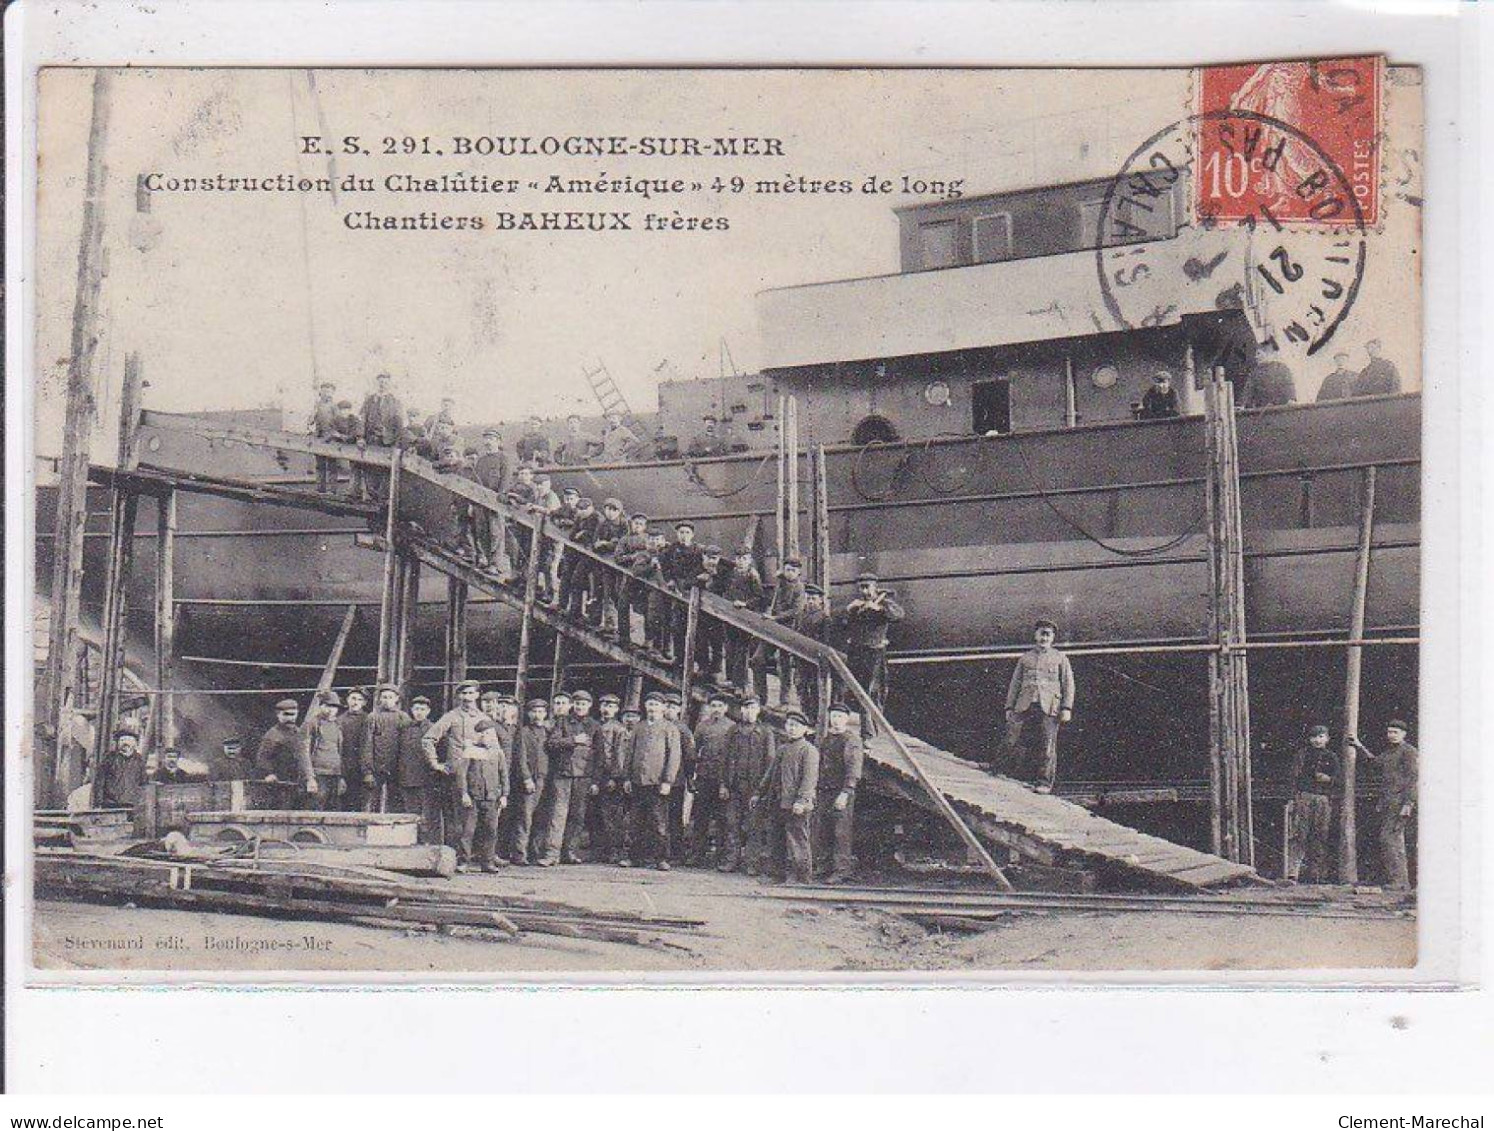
(582, 361, 633, 421)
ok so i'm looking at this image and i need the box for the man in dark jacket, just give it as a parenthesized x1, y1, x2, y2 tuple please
(309, 381, 340, 492)
(95, 725, 147, 810)
(472, 428, 510, 576)
(814, 703, 864, 883)
(764, 557, 808, 705)
(255, 698, 314, 806)
(391, 696, 439, 843)
(560, 496, 599, 620)
(661, 520, 706, 662)
(337, 687, 372, 812)
(1286, 724, 1340, 883)
(622, 692, 682, 870)
(1352, 720, 1419, 890)
(1351, 338, 1402, 397)
(723, 693, 776, 874)
(756, 709, 820, 884)
(1138, 369, 1181, 419)
(537, 691, 593, 866)
(363, 684, 410, 813)
(1316, 351, 1357, 402)
(590, 693, 631, 863)
(836, 571, 906, 734)
(459, 716, 509, 872)
(689, 693, 737, 865)
(516, 415, 552, 466)
(724, 549, 767, 695)
(590, 498, 629, 634)
(1242, 341, 1297, 407)
(507, 698, 551, 864)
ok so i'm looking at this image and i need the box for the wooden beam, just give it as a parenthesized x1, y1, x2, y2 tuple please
(813, 443, 831, 599)
(1339, 464, 1377, 884)
(88, 491, 139, 803)
(153, 489, 177, 751)
(43, 70, 113, 795)
(513, 519, 545, 706)
(549, 633, 567, 698)
(443, 576, 469, 711)
(1203, 373, 1224, 857)
(679, 585, 702, 705)
(396, 553, 421, 689)
(786, 396, 801, 559)
(113, 464, 380, 517)
(375, 452, 403, 683)
(141, 413, 395, 467)
(312, 605, 359, 710)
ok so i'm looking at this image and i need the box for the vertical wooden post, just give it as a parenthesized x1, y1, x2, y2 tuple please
(375, 450, 403, 683)
(153, 489, 177, 751)
(549, 633, 568, 699)
(513, 519, 544, 706)
(443, 576, 469, 710)
(625, 672, 645, 714)
(1179, 342, 1197, 416)
(815, 660, 832, 740)
(1225, 380, 1254, 865)
(88, 491, 139, 802)
(395, 553, 420, 689)
(1339, 464, 1377, 883)
(1203, 373, 1224, 857)
(813, 444, 831, 596)
(774, 395, 787, 573)
(786, 396, 801, 559)
(680, 585, 702, 704)
(1063, 356, 1078, 428)
(43, 69, 114, 794)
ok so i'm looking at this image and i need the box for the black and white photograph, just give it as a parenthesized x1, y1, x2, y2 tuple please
(21, 56, 1434, 980)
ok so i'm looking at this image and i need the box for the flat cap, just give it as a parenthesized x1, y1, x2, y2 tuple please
(561, 485, 580, 496)
(113, 722, 141, 739)
(855, 570, 879, 582)
(1034, 618, 1059, 632)
(737, 692, 761, 707)
(621, 706, 642, 718)
(551, 690, 573, 701)
(643, 691, 666, 705)
(1387, 719, 1410, 732)
(336, 399, 353, 409)
(578, 497, 595, 508)
(707, 691, 733, 706)
(598, 693, 621, 705)
(482, 427, 502, 438)
(494, 694, 517, 706)
(782, 709, 810, 727)
(828, 702, 852, 716)
(804, 584, 824, 596)
(475, 718, 496, 732)
(526, 698, 549, 711)
(571, 689, 594, 703)
(664, 692, 683, 706)
(1307, 724, 1329, 738)
(702, 544, 723, 556)
(317, 690, 343, 707)
(674, 519, 695, 530)
(454, 679, 482, 694)
(411, 695, 432, 707)
(603, 497, 624, 509)
(375, 684, 401, 696)
(782, 556, 803, 569)
(630, 513, 649, 523)
(275, 698, 300, 711)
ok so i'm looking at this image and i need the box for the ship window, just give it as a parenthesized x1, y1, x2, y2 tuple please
(918, 220, 959, 269)
(972, 379, 1011, 435)
(852, 415, 901, 445)
(973, 213, 1013, 263)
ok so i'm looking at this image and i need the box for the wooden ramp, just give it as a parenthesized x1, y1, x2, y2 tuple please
(865, 730, 1260, 891)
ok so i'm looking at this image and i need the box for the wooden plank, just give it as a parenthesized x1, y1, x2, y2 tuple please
(142, 413, 395, 468)
(1339, 465, 1376, 884)
(443, 575, 469, 711)
(514, 519, 545, 705)
(375, 451, 404, 682)
(88, 490, 139, 803)
(153, 489, 177, 751)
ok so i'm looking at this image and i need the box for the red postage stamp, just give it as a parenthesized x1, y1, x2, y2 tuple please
(1195, 57, 1382, 227)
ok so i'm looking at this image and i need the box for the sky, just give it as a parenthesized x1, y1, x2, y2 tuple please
(32, 66, 1421, 457)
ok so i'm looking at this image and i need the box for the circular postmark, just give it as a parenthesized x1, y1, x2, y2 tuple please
(1094, 109, 1367, 363)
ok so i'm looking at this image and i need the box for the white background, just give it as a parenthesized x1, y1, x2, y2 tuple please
(5, 0, 1491, 1097)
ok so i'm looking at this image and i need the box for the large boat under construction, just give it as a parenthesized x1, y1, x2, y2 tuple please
(35, 171, 1420, 878)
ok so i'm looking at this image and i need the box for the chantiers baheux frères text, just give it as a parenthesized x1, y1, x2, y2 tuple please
(139, 133, 966, 233)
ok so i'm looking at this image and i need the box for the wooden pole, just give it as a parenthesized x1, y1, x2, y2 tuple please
(814, 443, 831, 598)
(88, 490, 138, 803)
(312, 605, 359, 708)
(43, 68, 114, 790)
(1339, 464, 1377, 883)
(1203, 372, 1224, 856)
(513, 519, 545, 706)
(396, 553, 420, 689)
(775, 394, 787, 573)
(443, 576, 469, 710)
(1064, 356, 1078, 428)
(786, 396, 801, 558)
(680, 585, 702, 704)
(375, 451, 403, 682)
(549, 633, 567, 698)
(1225, 381, 1255, 866)
(153, 489, 177, 752)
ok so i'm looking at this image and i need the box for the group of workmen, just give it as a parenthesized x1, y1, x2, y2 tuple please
(1283, 719, 1420, 891)
(252, 680, 864, 884)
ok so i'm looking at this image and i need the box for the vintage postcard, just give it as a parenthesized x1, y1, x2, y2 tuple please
(25, 61, 1429, 979)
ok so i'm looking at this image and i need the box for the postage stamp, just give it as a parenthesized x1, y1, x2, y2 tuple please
(1195, 57, 1383, 228)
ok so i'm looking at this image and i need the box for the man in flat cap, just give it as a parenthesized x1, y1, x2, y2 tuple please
(309, 381, 341, 493)
(836, 570, 906, 735)
(422, 680, 487, 856)
(459, 716, 510, 872)
(723, 693, 776, 874)
(1350, 720, 1419, 890)
(507, 697, 551, 865)
(590, 693, 631, 863)
(689, 692, 737, 865)
(1317, 351, 1357, 402)
(302, 690, 346, 810)
(255, 698, 315, 805)
(590, 498, 629, 634)
(795, 583, 831, 722)
(814, 703, 864, 883)
(472, 428, 511, 576)
(556, 413, 600, 466)
(363, 685, 410, 814)
(1002, 619, 1075, 793)
(1351, 338, 1402, 398)
(338, 687, 373, 812)
(1286, 724, 1340, 884)
(1138, 369, 1180, 420)
(516, 415, 552, 468)
(94, 723, 147, 811)
(686, 413, 729, 459)
(724, 549, 767, 696)
(393, 695, 440, 842)
(537, 691, 593, 866)
(765, 556, 808, 706)
(755, 708, 820, 884)
(622, 692, 682, 870)
(663, 692, 696, 861)
(698, 544, 730, 683)
(661, 519, 706, 665)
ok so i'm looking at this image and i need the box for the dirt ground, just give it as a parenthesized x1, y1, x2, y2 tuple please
(30, 863, 1416, 977)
